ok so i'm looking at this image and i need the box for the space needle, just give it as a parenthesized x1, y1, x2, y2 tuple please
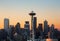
(29, 11, 36, 41)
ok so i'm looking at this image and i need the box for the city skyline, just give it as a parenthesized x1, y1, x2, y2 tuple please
(0, 17, 59, 31)
(0, 0, 60, 30)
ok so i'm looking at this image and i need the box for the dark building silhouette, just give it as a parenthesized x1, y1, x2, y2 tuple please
(37, 23, 43, 39)
(54, 29, 60, 39)
(24, 21, 30, 40)
(48, 25, 50, 32)
(15, 22, 21, 34)
(33, 17, 37, 38)
(9, 25, 15, 39)
(38, 23, 43, 32)
(33, 17, 37, 31)
(50, 24, 55, 39)
(0, 29, 7, 41)
(44, 20, 48, 35)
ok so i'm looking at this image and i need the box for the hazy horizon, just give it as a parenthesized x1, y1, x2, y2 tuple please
(0, 0, 60, 30)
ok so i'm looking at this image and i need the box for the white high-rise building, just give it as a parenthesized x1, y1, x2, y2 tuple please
(4, 18, 9, 32)
(24, 21, 30, 30)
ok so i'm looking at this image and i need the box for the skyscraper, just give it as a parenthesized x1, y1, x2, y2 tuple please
(24, 21, 30, 30)
(15, 22, 21, 34)
(38, 23, 43, 32)
(50, 24, 55, 39)
(44, 20, 48, 35)
(50, 24, 54, 32)
(33, 17, 37, 38)
(38, 23, 43, 39)
(9, 25, 15, 39)
(33, 17, 37, 32)
(4, 18, 9, 32)
(24, 21, 30, 40)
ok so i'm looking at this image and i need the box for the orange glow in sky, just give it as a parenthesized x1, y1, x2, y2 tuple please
(0, 0, 60, 30)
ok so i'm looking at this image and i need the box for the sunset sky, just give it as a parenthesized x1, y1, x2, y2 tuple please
(0, 0, 60, 30)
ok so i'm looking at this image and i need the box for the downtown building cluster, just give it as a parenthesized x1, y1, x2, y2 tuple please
(0, 12, 60, 41)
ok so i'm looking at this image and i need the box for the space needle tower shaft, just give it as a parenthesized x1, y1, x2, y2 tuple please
(29, 11, 36, 41)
